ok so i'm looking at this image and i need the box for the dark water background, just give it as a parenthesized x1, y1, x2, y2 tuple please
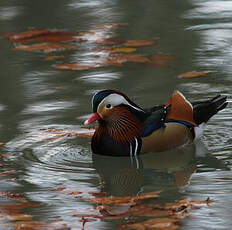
(0, 0, 232, 229)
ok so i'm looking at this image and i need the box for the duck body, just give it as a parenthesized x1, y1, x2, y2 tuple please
(84, 90, 227, 156)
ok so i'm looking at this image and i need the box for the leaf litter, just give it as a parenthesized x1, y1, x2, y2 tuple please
(178, 71, 211, 79)
(52, 184, 211, 229)
(4, 24, 179, 70)
(72, 189, 211, 229)
(4, 24, 209, 74)
(4, 28, 77, 43)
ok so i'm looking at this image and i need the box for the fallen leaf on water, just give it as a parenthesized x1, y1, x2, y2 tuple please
(0, 203, 40, 221)
(42, 55, 65, 61)
(55, 63, 100, 71)
(18, 31, 76, 43)
(0, 170, 16, 177)
(76, 196, 210, 220)
(0, 192, 27, 203)
(5, 28, 77, 43)
(94, 40, 125, 46)
(88, 192, 106, 196)
(10, 220, 69, 230)
(119, 217, 180, 230)
(178, 71, 210, 79)
(54, 186, 67, 192)
(5, 29, 52, 41)
(123, 39, 157, 47)
(14, 42, 76, 53)
(83, 190, 161, 206)
(149, 53, 180, 67)
(165, 197, 211, 211)
(111, 47, 136, 53)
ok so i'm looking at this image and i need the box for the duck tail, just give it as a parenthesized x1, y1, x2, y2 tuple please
(193, 95, 228, 125)
(165, 91, 198, 126)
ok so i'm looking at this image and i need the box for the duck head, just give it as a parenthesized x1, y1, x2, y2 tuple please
(85, 90, 146, 125)
(84, 90, 147, 156)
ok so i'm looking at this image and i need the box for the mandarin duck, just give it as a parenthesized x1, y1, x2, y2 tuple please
(84, 90, 227, 156)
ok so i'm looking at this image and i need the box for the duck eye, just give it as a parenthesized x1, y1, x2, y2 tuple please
(105, 104, 112, 109)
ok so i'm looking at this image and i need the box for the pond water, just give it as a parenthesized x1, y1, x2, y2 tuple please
(0, 0, 232, 229)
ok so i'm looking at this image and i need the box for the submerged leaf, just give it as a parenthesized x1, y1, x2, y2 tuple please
(83, 190, 161, 206)
(10, 220, 68, 230)
(0, 170, 16, 177)
(123, 40, 157, 47)
(178, 71, 210, 79)
(0, 203, 40, 221)
(14, 43, 76, 53)
(5, 29, 52, 41)
(149, 54, 180, 67)
(5, 28, 76, 43)
(111, 47, 136, 53)
(0, 192, 27, 203)
(119, 217, 180, 230)
(94, 40, 125, 46)
(55, 63, 100, 71)
(42, 55, 65, 61)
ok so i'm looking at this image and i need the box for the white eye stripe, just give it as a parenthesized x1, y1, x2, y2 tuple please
(97, 94, 144, 113)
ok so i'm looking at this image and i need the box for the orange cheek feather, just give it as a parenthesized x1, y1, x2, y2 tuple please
(165, 91, 198, 126)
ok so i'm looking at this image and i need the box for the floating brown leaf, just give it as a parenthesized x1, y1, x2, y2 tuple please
(18, 31, 76, 43)
(0, 170, 16, 177)
(165, 198, 211, 211)
(5, 28, 76, 43)
(10, 220, 68, 230)
(83, 190, 161, 206)
(14, 43, 76, 53)
(0, 203, 40, 221)
(55, 63, 100, 71)
(5, 29, 52, 42)
(91, 204, 171, 220)
(94, 40, 125, 46)
(149, 54, 180, 67)
(123, 40, 156, 47)
(0, 192, 27, 203)
(178, 71, 210, 79)
(42, 55, 65, 61)
(119, 217, 180, 230)
(54, 186, 67, 192)
(111, 47, 136, 53)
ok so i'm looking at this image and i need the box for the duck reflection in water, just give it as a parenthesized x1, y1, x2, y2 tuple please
(92, 143, 197, 197)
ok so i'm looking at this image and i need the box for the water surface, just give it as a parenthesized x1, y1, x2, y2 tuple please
(0, 0, 232, 229)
